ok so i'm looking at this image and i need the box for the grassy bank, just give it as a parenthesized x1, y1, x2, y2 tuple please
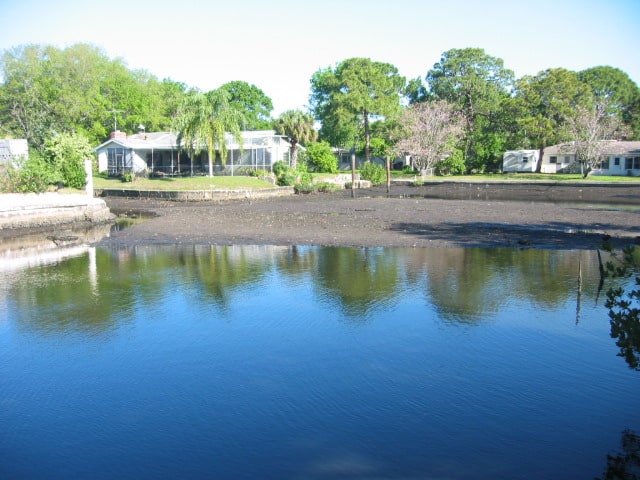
(92, 171, 639, 193)
(386, 172, 640, 183)
(93, 174, 275, 191)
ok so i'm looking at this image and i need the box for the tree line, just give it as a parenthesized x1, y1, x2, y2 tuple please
(1, 43, 638, 179)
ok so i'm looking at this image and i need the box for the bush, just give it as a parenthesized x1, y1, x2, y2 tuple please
(1, 157, 54, 193)
(316, 182, 341, 193)
(299, 172, 312, 184)
(277, 170, 297, 186)
(272, 160, 288, 177)
(306, 141, 338, 173)
(360, 161, 386, 185)
(435, 150, 466, 176)
(294, 182, 315, 194)
(44, 132, 92, 189)
(122, 172, 135, 183)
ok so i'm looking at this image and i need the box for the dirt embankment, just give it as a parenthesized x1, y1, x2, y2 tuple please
(99, 183, 640, 250)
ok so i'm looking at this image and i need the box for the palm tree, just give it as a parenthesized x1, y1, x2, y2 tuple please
(273, 110, 317, 169)
(173, 89, 245, 176)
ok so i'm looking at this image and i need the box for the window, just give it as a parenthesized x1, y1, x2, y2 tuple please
(614, 157, 620, 166)
(564, 156, 571, 163)
(549, 156, 557, 164)
(601, 158, 609, 170)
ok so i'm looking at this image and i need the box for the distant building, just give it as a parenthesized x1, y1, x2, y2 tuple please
(0, 139, 28, 165)
(94, 130, 293, 176)
(540, 141, 640, 176)
(502, 150, 540, 173)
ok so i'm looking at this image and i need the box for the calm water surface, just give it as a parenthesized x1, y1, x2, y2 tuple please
(0, 244, 637, 479)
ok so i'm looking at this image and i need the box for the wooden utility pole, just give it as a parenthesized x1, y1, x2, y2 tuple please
(386, 156, 391, 194)
(351, 153, 356, 198)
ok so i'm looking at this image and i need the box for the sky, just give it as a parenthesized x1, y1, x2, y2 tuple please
(1, 0, 639, 116)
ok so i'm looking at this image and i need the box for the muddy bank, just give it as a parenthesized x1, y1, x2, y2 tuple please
(100, 184, 640, 250)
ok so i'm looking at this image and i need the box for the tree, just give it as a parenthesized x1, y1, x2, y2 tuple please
(425, 48, 514, 171)
(173, 89, 245, 177)
(578, 66, 640, 139)
(273, 109, 317, 169)
(562, 99, 629, 177)
(310, 57, 406, 162)
(0, 43, 189, 147)
(513, 68, 593, 170)
(218, 81, 273, 130)
(393, 100, 465, 173)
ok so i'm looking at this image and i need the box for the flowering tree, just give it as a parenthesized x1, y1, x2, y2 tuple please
(563, 99, 629, 178)
(394, 100, 465, 173)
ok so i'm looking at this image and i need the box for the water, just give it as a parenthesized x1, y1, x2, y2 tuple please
(0, 244, 638, 479)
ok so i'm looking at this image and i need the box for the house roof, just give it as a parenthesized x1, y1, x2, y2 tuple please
(94, 130, 290, 152)
(544, 140, 640, 156)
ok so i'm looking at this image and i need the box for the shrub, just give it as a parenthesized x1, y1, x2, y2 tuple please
(122, 172, 135, 183)
(299, 172, 312, 184)
(360, 161, 386, 185)
(316, 182, 341, 193)
(435, 150, 466, 176)
(294, 182, 315, 194)
(277, 170, 297, 186)
(272, 160, 288, 177)
(306, 141, 338, 173)
(1, 157, 54, 193)
(44, 132, 92, 189)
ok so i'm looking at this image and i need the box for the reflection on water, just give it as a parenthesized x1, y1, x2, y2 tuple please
(0, 244, 638, 479)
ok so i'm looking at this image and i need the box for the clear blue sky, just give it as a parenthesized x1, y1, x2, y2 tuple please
(1, 0, 639, 116)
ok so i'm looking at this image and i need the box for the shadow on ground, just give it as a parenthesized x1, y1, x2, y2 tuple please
(390, 221, 640, 249)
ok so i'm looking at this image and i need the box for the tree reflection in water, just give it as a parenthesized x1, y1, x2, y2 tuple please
(597, 429, 640, 480)
(603, 245, 640, 371)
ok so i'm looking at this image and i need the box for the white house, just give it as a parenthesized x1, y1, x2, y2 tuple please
(502, 149, 539, 172)
(0, 139, 28, 165)
(94, 130, 293, 176)
(540, 141, 640, 176)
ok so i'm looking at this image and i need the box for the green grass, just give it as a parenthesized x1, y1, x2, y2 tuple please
(93, 174, 275, 191)
(445, 173, 640, 182)
(381, 171, 640, 183)
(90, 171, 638, 193)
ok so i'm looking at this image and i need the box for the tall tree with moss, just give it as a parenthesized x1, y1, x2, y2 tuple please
(425, 48, 514, 172)
(173, 89, 245, 177)
(310, 57, 406, 162)
(273, 109, 317, 169)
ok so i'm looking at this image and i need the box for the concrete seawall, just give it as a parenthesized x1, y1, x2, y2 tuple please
(0, 193, 115, 230)
(95, 186, 295, 202)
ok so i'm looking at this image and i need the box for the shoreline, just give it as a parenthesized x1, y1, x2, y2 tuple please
(0, 184, 637, 252)
(98, 185, 640, 250)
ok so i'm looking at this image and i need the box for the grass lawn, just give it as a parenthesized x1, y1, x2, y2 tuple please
(385, 172, 640, 183)
(90, 171, 639, 193)
(93, 174, 276, 191)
